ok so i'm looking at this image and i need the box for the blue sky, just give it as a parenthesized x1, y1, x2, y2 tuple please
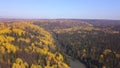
(0, 0, 120, 20)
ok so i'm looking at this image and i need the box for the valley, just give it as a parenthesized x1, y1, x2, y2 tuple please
(0, 19, 120, 68)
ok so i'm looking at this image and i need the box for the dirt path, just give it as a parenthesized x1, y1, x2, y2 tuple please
(69, 58, 86, 68)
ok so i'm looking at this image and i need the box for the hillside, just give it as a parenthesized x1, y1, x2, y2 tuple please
(34, 19, 120, 68)
(0, 19, 120, 68)
(0, 21, 69, 68)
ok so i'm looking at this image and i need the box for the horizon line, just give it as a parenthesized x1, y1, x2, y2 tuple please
(0, 17, 120, 21)
(0, 17, 120, 20)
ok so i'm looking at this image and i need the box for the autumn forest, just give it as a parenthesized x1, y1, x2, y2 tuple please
(0, 19, 120, 68)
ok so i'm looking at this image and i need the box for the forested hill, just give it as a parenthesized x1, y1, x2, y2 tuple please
(0, 19, 120, 68)
(0, 21, 69, 68)
(33, 19, 120, 68)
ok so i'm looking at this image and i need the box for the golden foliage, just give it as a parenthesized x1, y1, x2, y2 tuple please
(103, 49, 112, 55)
(0, 46, 5, 54)
(12, 58, 28, 68)
(0, 28, 11, 34)
(0, 22, 69, 68)
(12, 28, 25, 36)
(17, 38, 30, 43)
(5, 43, 17, 53)
(30, 64, 42, 68)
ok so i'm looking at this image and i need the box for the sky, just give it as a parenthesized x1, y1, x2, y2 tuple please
(0, 0, 120, 20)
